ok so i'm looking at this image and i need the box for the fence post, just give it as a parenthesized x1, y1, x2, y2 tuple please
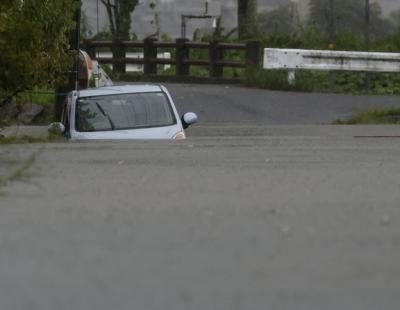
(111, 39, 126, 74)
(245, 41, 260, 76)
(144, 38, 157, 75)
(176, 38, 189, 76)
(209, 41, 223, 78)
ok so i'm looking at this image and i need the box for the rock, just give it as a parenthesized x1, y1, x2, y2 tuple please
(17, 103, 44, 124)
(0, 102, 19, 120)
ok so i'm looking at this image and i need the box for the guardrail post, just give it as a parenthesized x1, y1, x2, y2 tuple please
(288, 70, 296, 85)
(112, 39, 126, 74)
(246, 41, 261, 75)
(144, 38, 157, 75)
(176, 39, 189, 76)
(210, 41, 223, 78)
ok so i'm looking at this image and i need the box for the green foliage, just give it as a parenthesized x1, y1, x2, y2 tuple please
(80, 9, 93, 39)
(101, 64, 114, 79)
(260, 25, 329, 49)
(100, 0, 139, 39)
(333, 31, 364, 50)
(238, 0, 258, 40)
(261, 27, 368, 51)
(251, 0, 400, 95)
(0, 0, 78, 107)
(160, 33, 172, 42)
(245, 69, 320, 92)
(245, 68, 400, 95)
(92, 31, 113, 40)
(100, 0, 139, 73)
(190, 67, 209, 78)
(337, 107, 400, 124)
(0, 135, 57, 145)
(369, 74, 400, 95)
(389, 9, 400, 29)
(309, 0, 392, 39)
(149, 1, 161, 40)
(160, 65, 176, 76)
(373, 28, 400, 52)
(258, 1, 300, 36)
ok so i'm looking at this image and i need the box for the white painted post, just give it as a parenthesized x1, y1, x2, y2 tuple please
(288, 70, 296, 86)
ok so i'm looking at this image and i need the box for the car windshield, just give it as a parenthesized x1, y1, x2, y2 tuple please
(76, 92, 176, 132)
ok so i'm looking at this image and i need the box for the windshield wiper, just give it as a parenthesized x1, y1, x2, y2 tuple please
(95, 102, 115, 130)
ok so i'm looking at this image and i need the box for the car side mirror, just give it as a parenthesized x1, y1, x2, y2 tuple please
(181, 112, 198, 129)
(48, 122, 66, 134)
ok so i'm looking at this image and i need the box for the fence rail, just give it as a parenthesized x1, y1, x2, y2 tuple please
(82, 39, 260, 80)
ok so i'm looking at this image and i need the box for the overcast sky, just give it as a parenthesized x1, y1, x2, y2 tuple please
(82, 0, 400, 39)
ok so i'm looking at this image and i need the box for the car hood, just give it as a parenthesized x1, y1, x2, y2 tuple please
(70, 124, 182, 140)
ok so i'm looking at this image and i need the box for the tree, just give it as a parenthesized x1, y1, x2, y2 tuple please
(100, 0, 139, 73)
(389, 8, 400, 30)
(80, 9, 93, 39)
(101, 0, 139, 40)
(258, 1, 300, 36)
(0, 0, 79, 107)
(238, 0, 258, 40)
(308, 0, 392, 40)
(149, 1, 161, 40)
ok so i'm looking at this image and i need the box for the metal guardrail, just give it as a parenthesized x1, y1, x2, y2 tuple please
(263, 48, 400, 85)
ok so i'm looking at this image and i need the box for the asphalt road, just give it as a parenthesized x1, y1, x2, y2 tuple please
(161, 83, 400, 124)
(1, 126, 400, 310)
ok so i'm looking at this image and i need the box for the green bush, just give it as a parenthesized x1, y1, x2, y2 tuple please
(246, 68, 400, 95)
(337, 107, 400, 124)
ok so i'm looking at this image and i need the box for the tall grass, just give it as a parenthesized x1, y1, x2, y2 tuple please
(336, 107, 400, 124)
(245, 69, 400, 95)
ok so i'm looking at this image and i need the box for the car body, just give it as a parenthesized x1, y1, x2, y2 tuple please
(58, 84, 197, 140)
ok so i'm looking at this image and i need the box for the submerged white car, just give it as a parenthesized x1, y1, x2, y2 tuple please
(56, 85, 198, 140)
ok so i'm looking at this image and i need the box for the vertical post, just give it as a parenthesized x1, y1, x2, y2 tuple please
(74, 8, 81, 91)
(181, 16, 186, 39)
(365, 0, 371, 93)
(238, 0, 257, 40)
(288, 70, 296, 86)
(176, 38, 189, 76)
(54, 0, 81, 121)
(328, 0, 335, 44)
(327, 0, 337, 92)
(365, 0, 370, 52)
(143, 38, 157, 75)
(245, 41, 260, 77)
(112, 40, 126, 74)
(209, 41, 223, 78)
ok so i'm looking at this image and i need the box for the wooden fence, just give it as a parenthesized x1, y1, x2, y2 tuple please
(82, 38, 261, 80)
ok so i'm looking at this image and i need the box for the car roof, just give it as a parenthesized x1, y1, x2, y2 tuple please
(76, 84, 163, 98)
